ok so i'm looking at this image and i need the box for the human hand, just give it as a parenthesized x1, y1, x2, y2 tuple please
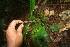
(6, 20, 24, 47)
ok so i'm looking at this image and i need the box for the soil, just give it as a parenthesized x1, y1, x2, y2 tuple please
(1, 1, 70, 47)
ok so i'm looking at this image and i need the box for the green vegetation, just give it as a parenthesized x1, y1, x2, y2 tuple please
(0, 0, 70, 47)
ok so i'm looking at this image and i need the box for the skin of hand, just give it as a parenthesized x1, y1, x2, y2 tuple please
(6, 20, 24, 47)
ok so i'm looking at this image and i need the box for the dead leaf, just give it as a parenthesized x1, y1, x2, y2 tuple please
(44, 9, 49, 16)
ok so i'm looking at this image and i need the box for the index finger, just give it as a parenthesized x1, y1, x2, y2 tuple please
(8, 20, 23, 29)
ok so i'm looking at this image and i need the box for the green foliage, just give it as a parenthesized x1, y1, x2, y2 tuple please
(43, 0, 48, 4)
(23, 13, 50, 46)
(29, 15, 40, 20)
(31, 23, 50, 47)
(30, 0, 35, 13)
(49, 23, 63, 32)
(23, 23, 30, 46)
(22, 0, 50, 47)
(32, 23, 50, 40)
(30, 0, 35, 20)
(40, 11, 46, 21)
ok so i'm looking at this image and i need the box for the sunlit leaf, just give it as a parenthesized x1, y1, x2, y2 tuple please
(31, 23, 50, 47)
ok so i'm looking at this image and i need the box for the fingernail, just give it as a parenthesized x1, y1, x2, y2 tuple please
(21, 24, 24, 27)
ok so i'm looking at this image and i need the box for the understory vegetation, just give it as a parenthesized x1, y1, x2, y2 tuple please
(0, 0, 70, 47)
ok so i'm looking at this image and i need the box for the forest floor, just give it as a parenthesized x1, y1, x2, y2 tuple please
(1, 2, 70, 47)
(22, 3, 70, 47)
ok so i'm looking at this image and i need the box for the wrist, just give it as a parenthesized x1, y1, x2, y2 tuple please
(7, 43, 15, 47)
(7, 43, 21, 47)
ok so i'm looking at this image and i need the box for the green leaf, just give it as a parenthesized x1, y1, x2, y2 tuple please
(23, 23, 30, 46)
(31, 23, 50, 47)
(30, 0, 35, 15)
(30, 0, 35, 20)
(29, 15, 40, 20)
(43, 0, 48, 4)
(49, 23, 63, 32)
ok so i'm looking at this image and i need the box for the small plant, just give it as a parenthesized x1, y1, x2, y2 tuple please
(23, 0, 50, 47)
(23, 0, 66, 47)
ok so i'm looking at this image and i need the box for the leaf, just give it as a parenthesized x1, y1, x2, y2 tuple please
(30, 0, 35, 20)
(30, 0, 35, 13)
(49, 24, 63, 32)
(23, 23, 30, 46)
(31, 23, 50, 47)
(43, 0, 48, 4)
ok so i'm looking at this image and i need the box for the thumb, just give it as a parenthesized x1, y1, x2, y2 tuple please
(17, 24, 24, 33)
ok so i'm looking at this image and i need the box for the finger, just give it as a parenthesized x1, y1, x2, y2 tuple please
(17, 24, 24, 33)
(8, 20, 23, 29)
